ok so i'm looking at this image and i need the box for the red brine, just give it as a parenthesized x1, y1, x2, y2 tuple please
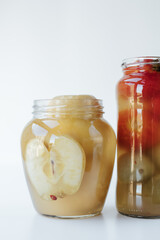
(117, 57, 160, 218)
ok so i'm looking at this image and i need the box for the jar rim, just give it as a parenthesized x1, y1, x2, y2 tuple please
(121, 56, 160, 69)
(34, 98, 103, 105)
(32, 96, 104, 119)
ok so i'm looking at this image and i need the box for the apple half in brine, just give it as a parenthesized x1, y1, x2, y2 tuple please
(25, 136, 86, 200)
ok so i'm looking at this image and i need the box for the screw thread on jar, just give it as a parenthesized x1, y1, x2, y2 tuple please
(32, 95, 104, 119)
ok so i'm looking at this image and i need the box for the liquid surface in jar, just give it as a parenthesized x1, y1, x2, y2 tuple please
(21, 95, 116, 217)
(117, 59, 160, 217)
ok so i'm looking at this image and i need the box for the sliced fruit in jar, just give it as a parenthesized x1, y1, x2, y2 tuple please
(70, 119, 97, 157)
(50, 136, 86, 195)
(118, 74, 160, 100)
(117, 78, 137, 98)
(117, 94, 151, 113)
(56, 118, 101, 161)
(50, 95, 102, 119)
(117, 95, 133, 112)
(25, 136, 86, 200)
(118, 152, 154, 183)
(117, 109, 159, 150)
(52, 95, 99, 107)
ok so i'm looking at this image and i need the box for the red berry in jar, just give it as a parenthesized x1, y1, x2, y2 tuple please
(50, 195, 57, 200)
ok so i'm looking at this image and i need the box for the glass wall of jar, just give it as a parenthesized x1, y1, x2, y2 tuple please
(21, 95, 116, 218)
(117, 57, 160, 218)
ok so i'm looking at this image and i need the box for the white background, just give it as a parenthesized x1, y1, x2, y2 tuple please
(0, 0, 160, 239)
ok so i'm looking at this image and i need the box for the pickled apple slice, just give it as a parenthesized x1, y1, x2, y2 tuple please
(49, 95, 102, 119)
(25, 138, 51, 199)
(52, 95, 97, 102)
(25, 136, 86, 200)
(118, 153, 154, 183)
(50, 136, 86, 195)
(52, 95, 99, 109)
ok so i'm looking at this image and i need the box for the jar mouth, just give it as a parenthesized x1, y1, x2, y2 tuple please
(33, 96, 104, 119)
(122, 56, 160, 69)
(34, 98, 102, 105)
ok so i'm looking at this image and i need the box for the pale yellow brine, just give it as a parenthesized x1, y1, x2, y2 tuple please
(21, 95, 116, 218)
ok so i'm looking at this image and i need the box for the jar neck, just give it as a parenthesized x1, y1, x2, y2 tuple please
(122, 56, 160, 75)
(32, 97, 104, 120)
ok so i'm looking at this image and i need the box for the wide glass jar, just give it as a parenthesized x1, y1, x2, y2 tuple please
(21, 95, 116, 218)
(117, 57, 160, 218)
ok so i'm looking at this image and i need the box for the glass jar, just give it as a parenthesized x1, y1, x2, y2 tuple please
(117, 56, 160, 218)
(21, 95, 116, 218)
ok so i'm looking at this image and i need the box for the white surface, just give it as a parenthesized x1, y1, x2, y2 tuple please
(1, 163, 160, 240)
(1, 0, 160, 239)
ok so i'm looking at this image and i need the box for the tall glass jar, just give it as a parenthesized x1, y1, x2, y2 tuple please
(21, 95, 116, 218)
(117, 57, 160, 218)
